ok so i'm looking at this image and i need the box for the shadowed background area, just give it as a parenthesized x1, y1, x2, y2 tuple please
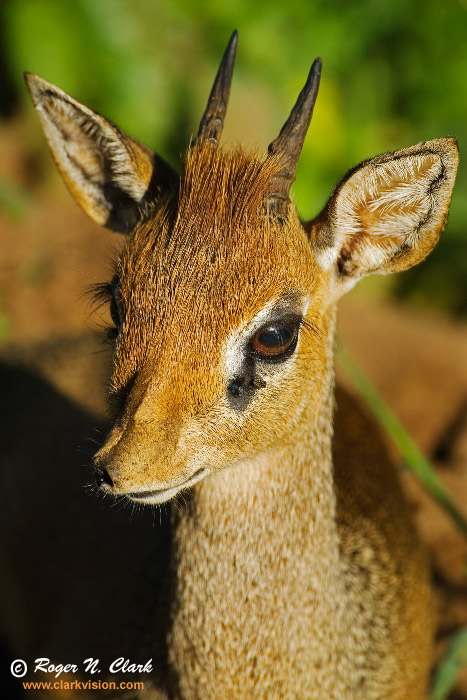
(0, 1, 466, 698)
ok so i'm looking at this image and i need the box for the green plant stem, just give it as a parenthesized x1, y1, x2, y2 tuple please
(336, 343, 467, 538)
(430, 627, 467, 700)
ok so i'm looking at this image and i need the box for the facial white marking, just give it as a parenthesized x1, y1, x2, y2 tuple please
(224, 294, 311, 380)
(127, 467, 210, 505)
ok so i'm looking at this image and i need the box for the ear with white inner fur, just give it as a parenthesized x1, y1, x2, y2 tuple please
(307, 138, 458, 295)
(25, 73, 178, 233)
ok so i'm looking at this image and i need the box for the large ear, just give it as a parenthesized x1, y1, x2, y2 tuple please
(25, 73, 178, 233)
(307, 138, 458, 295)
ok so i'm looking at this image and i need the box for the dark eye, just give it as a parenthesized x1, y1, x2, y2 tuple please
(110, 296, 120, 329)
(107, 276, 121, 340)
(250, 318, 300, 363)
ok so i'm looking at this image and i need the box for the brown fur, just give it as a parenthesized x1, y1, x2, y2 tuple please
(12, 61, 459, 699)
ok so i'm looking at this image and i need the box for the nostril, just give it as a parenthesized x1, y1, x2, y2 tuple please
(95, 467, 114, 488)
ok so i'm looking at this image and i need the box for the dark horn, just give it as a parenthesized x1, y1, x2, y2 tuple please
(265, 57, 322, 219)
(196, 30, 238, 145)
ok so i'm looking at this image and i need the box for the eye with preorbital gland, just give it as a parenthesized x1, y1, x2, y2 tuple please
(227, 317, 301, 399)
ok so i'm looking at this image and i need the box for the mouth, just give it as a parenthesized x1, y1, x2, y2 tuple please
(126, 468, 207, 505)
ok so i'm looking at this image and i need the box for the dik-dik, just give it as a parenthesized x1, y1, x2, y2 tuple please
(21, 31, 457, 699)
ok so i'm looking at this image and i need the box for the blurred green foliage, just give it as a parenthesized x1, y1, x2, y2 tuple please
(431, 627, 467, 700)
(0, 177, 30, 219)
(1, 0, 466, 313)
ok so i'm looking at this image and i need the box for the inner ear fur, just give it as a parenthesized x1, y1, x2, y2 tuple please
(307, 138, 458, 282)
(25, 73, 178, 233)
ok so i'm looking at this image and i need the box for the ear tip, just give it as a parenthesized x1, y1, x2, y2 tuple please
(424, 136, 459, 160)
(433, 135, 458, 148)
(24, 72, 51, 102)
(443, 135, 459, 155)
(24, 71, 37, 91)
(24, 72, 42, 105)
(437, 136, 459, 174)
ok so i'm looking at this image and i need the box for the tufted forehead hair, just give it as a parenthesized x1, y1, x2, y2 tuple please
(176, 141, 288, 234)
(122, 141, 295, 277)
(119, 141, 308, 300)
(111, 142, 314, 388)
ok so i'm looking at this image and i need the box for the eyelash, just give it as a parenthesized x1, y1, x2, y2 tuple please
(89, 277, 121, 341)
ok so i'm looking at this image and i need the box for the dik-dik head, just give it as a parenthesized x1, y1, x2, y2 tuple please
(26, 32, 458, 504)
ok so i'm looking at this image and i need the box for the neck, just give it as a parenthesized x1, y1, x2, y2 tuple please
(166, 310, 345, 698)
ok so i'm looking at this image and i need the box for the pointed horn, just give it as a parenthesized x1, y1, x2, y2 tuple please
(196, 30, 238, 145)
(265, 57, 322, 219)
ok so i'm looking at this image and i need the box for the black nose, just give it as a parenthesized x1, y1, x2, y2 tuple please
(95, 467, 114, 488)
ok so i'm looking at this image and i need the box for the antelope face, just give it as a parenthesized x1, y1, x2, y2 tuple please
(92, 144, 332, 503)
(26, 32, 458, 504)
